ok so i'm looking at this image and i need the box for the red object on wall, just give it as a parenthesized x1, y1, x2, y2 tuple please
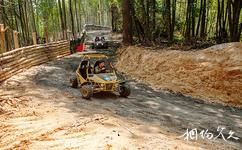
(76, 43, 85, 52)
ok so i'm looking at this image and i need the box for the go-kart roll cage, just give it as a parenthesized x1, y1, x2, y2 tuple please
(76, 53, 117, 88)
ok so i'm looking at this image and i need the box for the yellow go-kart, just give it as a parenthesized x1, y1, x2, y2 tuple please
(70, 52, 131, 99)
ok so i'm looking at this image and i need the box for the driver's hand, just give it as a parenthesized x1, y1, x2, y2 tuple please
(110, 63, 114, 68)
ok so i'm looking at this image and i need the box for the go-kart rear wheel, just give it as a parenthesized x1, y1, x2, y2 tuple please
(70, 77, 78, 88)
(119, 84, 131, 97)
(80, 85, 93, 99)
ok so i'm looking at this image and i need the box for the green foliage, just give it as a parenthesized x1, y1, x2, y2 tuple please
(0, 0, 241, 46)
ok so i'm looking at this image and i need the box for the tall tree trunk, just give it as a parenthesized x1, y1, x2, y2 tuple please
(111, 4, 118, 32)
(98, 0, 102, 25)
(216, 0, 228, 42)
(62, 0, 67, 39)
(216, 0, 220, 38)
(30, 0, 36, 33)
(122, 0, 133, 45)
(130, 0, 145, 42)
(191, 0, 196, 37)
(69, 0, 75, 38)
(58, 0, 65, 39)
(140, 0, 147, 41)
(196, 0, 203, 37)
(74, 0, 80, 35)
(227, 0, 242, 42)
(144, 0, 151, 40)
(164, 0, 172, 41)
(171, 0, 176, 41)
(34, 0, 39, 35)
(152, 0, 156, 29)
(18, 0, 26, 44)
(185, 0, 193, 42)
(78, 1, 82, 29)
(200, 0, 206, 38)
(151, 0, 156, 40)
(23, 0, 30, 44)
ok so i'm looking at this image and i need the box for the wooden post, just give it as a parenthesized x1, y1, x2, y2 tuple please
(32, 32, 37, 45)
(0, 24, 6, 53)
(13, 31, 20, 49)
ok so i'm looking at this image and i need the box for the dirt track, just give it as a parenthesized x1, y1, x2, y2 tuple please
(0, 50, 242, 149)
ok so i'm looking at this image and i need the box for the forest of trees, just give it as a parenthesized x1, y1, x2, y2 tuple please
(0, 0, 111, 51)
(120, 0, 242, 45)
(0, 0, 241, 51)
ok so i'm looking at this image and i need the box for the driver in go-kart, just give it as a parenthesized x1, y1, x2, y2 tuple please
(95, 61, 106, 74)
(95, 36, 100, 42)
(101, 36, 105, 42)
(95, 60, 113, 74)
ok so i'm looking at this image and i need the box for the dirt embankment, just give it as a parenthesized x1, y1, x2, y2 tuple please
(116, 43, 242, 107)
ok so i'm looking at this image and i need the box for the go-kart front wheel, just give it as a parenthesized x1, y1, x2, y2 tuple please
(80, 85, 93, 99)
(119, 84, 131, 97)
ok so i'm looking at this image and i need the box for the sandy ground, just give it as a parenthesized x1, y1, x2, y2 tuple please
(0, 51, 242, 149)
(116, 43, 242, 108)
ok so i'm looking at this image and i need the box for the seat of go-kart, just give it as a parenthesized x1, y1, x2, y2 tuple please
(80, 61, 88, 79)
